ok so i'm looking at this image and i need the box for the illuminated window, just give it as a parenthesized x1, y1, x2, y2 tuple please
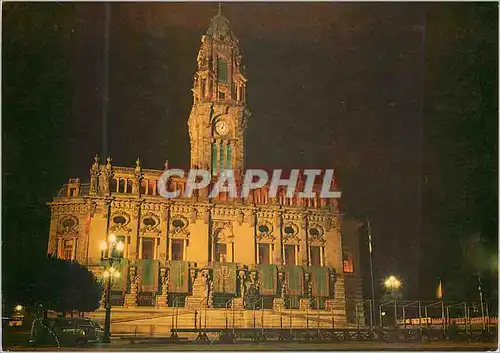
(62, 239, 74, 260)
(258, 243, 271, 265)
(310, 246, 321, 266)
(172, 239, 184, 261)
(215, 243, 227, 262)
(217, 57, 228, 82)
(142, 238, 154, 259)
(284, 245, 296, 266)
(343, 252, 354, 273)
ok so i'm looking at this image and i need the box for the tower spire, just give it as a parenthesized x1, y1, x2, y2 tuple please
(218, 2, 222, 15)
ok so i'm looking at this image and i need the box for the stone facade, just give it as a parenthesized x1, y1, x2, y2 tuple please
(46, 8, 357, 328)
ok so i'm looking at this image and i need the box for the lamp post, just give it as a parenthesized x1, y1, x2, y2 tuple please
(384, 276, 402, 327)
(384, 275, 402, 292)
(100, 233, 124, 343)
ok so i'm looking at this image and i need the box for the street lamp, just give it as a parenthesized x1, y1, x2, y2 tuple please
(384, 275, 402, 292)
(100, 233, 124, 343)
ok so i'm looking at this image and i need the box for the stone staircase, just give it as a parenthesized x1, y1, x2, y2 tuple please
(185, 272, 207, 308)
(87, 306, 350, 337)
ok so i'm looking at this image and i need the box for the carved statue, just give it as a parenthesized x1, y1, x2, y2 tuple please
(202, 269, 212, 306)
(135, 157, 141, 173)
(161, 268, 169, 296)
(129, 267, 138, 289)
(280, 277, 287, 301)
(237, 210, 244, 225)
(90, 155, 101, 195)
(106, 156, 112, 169)
(238, 270, 247, 298)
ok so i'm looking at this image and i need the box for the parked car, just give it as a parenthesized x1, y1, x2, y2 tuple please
(30, 317, 103, 347)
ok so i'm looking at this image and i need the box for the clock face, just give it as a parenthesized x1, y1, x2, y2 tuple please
(215, 120, 229, 136)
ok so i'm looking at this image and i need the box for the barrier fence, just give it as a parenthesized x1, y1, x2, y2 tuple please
(104, 298, 498, 343)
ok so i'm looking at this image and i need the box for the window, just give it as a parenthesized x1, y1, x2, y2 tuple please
(218, 90, 225, 100)
(201, 78, 207, 98)
(215, 243, 227, 262)
(310, 246, 321, 266)
(343, 252, 354, 273)
(217, 57, 228, 82)
(142, 238, 154, 259)
(69, 188, 77, 197)
(140, 180, 147, 194)
(62, 239, 74, 260)
(284, 245, 296, 266)
(126, 180, 133, 193)
(172, 239, 184, 261)
(258, 243, 271, 265)
(148, 180, 156, 195)
(119, 179, 126, 193)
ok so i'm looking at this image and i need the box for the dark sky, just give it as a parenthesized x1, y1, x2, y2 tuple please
(3, 2, 497, 301)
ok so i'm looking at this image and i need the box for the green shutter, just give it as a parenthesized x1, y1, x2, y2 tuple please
(217, 57, 228, 82)
(226, 144, 232, 169)
(219, 142, 225, 172)
(211, 143, 217, 174)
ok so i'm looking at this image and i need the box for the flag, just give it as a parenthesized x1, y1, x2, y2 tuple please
(367, 217, 373, 254)
(436, 279, 443, 299)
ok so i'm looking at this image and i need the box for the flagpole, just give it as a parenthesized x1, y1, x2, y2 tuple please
(367, 217, 376, 326)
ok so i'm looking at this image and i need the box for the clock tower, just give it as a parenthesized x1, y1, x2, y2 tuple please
(188, 6, 249, 178)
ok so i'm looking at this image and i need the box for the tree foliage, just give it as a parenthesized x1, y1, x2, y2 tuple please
(4, 255, 103, 315)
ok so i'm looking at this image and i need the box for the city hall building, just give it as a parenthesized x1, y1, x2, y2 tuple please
(47, 8, 363, 332)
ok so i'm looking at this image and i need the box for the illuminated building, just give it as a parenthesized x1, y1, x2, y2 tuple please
(47, 7, 363, 332)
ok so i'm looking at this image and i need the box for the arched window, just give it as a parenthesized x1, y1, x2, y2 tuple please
(119, 179, 126, 193)
(126, 180, 133, 193)
(140, 180, 147, 194)
(217, 57, 228, 83)
(112, 178, 118, 192)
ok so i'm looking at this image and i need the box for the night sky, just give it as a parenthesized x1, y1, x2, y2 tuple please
(3, 2, 497, 302)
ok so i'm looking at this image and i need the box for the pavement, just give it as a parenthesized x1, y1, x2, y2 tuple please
(3, 340, 499, 351)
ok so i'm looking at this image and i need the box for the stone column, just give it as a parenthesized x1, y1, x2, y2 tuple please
(273, 272, 285, 311)
(156, 268, 169, 308)
(232, 270, 246, 309)
(124, 266, 138, 307)
(299, 273, 311, 311)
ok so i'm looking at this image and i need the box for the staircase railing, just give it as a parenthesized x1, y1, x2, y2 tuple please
(249, 297, 264, 340)
(224, 297, 235, 332)
(170, 296, 180, 339)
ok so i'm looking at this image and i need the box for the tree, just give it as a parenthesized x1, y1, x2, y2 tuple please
(4, 254, 103, 321)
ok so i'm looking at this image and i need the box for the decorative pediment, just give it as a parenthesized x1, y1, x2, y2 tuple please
(57, 215, 79, 236)
(140, 212, 161, 236)
(257, 232, 275, 243)
(256, 220, 274, 242)
(170, 215, 190, 238)
(282, 222, 300, 244)
(308, 223, 325, 244)
(109, 210, 132, 234)
(171, 215, 189, 232)
(111, 210, 131, 226)
(213, 222, 234, 243)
